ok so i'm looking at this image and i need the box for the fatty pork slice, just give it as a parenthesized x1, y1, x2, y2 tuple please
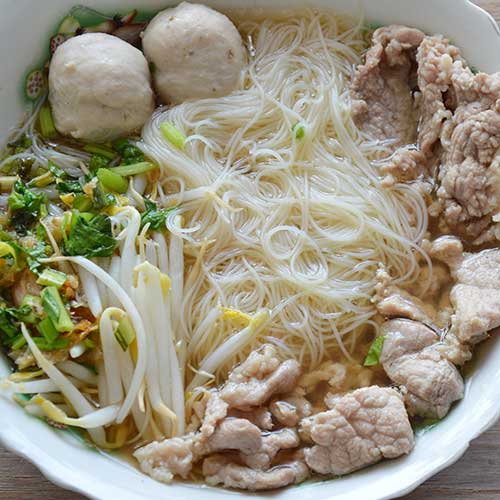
(301, 386, 414, 476)
(381, 319, 464, 418)
(350, 25, 424, 148)
(450, 248, 500, 343)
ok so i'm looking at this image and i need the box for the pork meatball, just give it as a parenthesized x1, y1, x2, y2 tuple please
(142, 2, 246, 104)
(49, 33, 155, 143)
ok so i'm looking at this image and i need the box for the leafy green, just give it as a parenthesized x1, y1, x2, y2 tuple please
(0, 304, 31, 339)
(7, 181, 46, 234)
(92, 183, 116, 211)
(140, 198, 174, 231)
(363, 336, 385, 367)
(63, 213, 117, 258)
(56, 179, 84, 195)
(114, 139, 145, 165)
(10, 240, 50, 275)
(89, 154, 109, 173)
(292, 123, 306, 140)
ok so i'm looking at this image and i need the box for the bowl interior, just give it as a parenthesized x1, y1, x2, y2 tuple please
(1, 1, 500, 499)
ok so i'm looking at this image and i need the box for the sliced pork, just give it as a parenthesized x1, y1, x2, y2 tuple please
(381, 319, 464, 418)
(301, 386, 414, 476)
(350, 26, 424, 148)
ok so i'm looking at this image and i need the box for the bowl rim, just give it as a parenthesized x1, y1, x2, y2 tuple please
(1, 1, 500, 499)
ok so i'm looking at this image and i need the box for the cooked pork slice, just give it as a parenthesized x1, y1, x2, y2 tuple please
(381, 319, 464, 418)
(203, 454, 309, 490)
(270, 394, 312, 427)
(350, 25, 424, 147)
(301, 386, 414, 476)
(416, 36, 461, 156)
(453, 248, 500, 288)
(228, 407, 274, 430)
(199, 392, 229, 442)
(205, 418, 262, 455)
(424, 235, 464, 269)
(449, 249, 500, 343)
(219, 345, 301, 410)
(380, 147, 427, 186)
(134, 435, 196, 483)
(450, 284, 500, 343)
(374, 267, 435, 322)
(241, 428, 300, 470)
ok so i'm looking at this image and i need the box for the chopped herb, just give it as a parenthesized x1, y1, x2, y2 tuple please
(41, 286, 73, 333)
(92, 183, 116, 211)
(39, 104, 57, 139)
(292, 123, 306, 140)
(115, 315, 136, 351)
(83, 143, 116, 160)
(72, 194, 92, 212)
(96, 168, 128, 194)
(89, 154, 109, 173)
(140, 198, 174, 231)
(160, 122, 186, 150)
(56, 179, 84, 195)
(10, 335, 27, 350)
(363, 335, 385, 367)
(36, 268, 67, 288)
(37, 316, 60, 343)
(0, 304, 31, 339)
(19, 295, 43, 323)
(110, 161, 156, 177)
(113, 139, 145, 165)
(47, 161, 65, 179)
(10, 240, 50, 275)
(7, 181, 46, 234)
(33, 336, 70, 351)
(63, 213, 117, 258)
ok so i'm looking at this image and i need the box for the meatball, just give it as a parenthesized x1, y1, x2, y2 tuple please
(142, 2, 246, 104)
(49, 33, 155, 143)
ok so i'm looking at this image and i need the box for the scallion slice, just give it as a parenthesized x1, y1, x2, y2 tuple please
(83, 143, 116, 160)
(96, 168, 128, 194)
(36, 268, 67, 288)
(39, 104, 57, 139)
(115, 315, 136, 351)
(160, 122, 186, 150)
(41, 286, 73, 333)
(110, 161, 156, 177)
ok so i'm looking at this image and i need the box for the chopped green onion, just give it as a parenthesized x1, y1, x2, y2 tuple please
(115, 315, 136, 351)
(37, 317, 60, 343)
(83, 143, 116, 160)
(89, 154, 109, 173)
(363, 335, 385, 367)
(19, 295, 43, 324)
(110, 161, 156, 177)
(96, 168, 128, 194)
(292, 122, 306, 140)
(41, 286, 73, 333)
(37, 268, 67, 288)
(28, 171, 55, 188)
(0, 241, 18, 268)
(0, 176, 19, 192)
(39, 104, 57, 139)
(83, 338, 95, 349)
(10, 335, 27, 350)
(33, 336, 70, 351)
(73, 194, 93, 211)
(160, 122, 186, 150)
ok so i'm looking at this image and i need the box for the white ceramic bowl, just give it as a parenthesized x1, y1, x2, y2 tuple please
(1, 1, 500, 499)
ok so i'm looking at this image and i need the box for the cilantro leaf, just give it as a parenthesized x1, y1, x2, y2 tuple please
(363, 336, 385, 367)
(0, 304, 31, 339)
(140, 199, 173, 231)
(7, 181, 46, 234)
(63, 213, 117, 258)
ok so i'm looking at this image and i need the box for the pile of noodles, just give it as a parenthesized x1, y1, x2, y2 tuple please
(0, 11, 430, 445)
(141, 12, 429, 376)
